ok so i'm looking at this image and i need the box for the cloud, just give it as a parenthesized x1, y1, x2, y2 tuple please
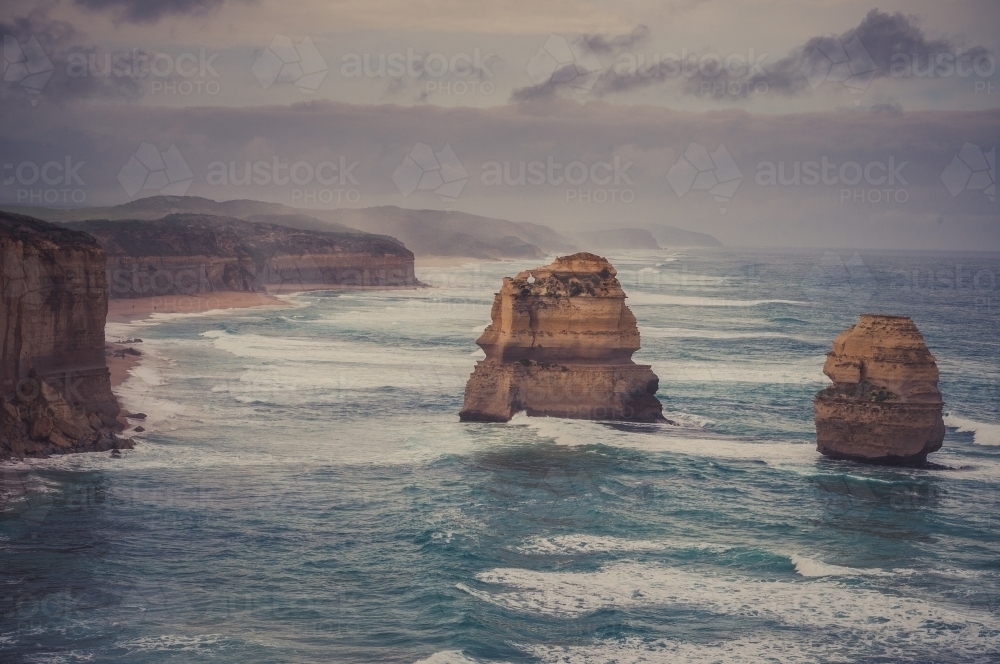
(511, 26, 651, 101)
(686, 9, 993, 98)
(511, 11, 994, 102)
(73, 0, 228, 23)
(1, 9, 145, 103)
(583, 25, 650, 55)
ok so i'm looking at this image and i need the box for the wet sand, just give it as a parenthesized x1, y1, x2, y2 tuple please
(106, 342, 142, 389)
(107, 292, 290, 324)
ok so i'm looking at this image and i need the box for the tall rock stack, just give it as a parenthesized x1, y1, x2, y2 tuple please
(814, 314, 945, 465)
(460, 253, 665, 423)
(1, 212, 128, 459)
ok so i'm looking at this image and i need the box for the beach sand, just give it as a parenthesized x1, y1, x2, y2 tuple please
(103, 281, 426, 396)
(106, 342, 142, 389)
(107, 292, 289, 324)
(106, 292, 290, 397)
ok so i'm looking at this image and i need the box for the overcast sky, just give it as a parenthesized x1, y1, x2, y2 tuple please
(2, 0, 997, 249)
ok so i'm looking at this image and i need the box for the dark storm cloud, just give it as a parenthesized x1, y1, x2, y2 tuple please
(685, 9, 993, 98)
(583, 25, 650, 55)
(1, 9, 145, 103)
(511, 11, 993, 102)
(510, 26, 651, 102)
(510, 71, 569, 102)
(73, 0, 227, 23)
(1, 7, 76, 46)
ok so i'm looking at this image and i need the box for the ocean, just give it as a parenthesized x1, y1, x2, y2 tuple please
(2, 248, 999, 663)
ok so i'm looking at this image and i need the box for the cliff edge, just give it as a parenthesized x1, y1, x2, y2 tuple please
(460, 253, 665, 422)
(814, 314, 945, 465)
(1, 212, 129, 459)
(69, 214, 418, 298)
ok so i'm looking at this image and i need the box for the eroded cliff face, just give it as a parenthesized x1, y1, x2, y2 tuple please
(460, 253, 664, 423)
(71, 214, 418, 298)
(1, 212, 128, 459)
(814, 314, 944, 465)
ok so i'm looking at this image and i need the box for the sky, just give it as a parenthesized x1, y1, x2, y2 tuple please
(1, 0, 998, 249)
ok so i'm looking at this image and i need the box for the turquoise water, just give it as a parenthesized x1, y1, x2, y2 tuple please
(2, 248, 999, 663)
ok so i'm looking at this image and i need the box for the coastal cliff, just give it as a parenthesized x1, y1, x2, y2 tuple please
(814, 314, 945, 465)
(1, 212, 128, 459)
(70, 214, 418, 298)
(460, 253, 664, 422)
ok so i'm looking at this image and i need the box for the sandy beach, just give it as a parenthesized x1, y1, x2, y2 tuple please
(102, 277, 436, 397)
(105, 341, 142, 389)
(107, 292, 290, 324)
(106, 292, 291, 393)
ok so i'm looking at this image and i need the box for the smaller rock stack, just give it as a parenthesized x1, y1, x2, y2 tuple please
(459, 253, 665, 423)
(814, 314, 945, 465)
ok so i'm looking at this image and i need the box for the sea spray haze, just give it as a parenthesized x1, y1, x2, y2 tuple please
(2, 0, 999, 661)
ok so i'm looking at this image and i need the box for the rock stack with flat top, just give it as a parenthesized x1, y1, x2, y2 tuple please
(814, 314, 944, 465)
(460, 253, 665, 423)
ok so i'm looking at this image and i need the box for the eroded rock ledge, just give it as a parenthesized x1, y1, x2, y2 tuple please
(1, 212, 131, 459)
(460, 253, 665, 423)
(814, 314, 944, 465)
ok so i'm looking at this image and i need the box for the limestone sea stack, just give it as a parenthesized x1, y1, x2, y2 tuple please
(1, 212, 129, 459)
(459, 253, 665, 423)
(814, 314, 945, 465)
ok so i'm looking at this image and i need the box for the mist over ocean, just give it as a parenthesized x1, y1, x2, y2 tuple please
(2, 248, 998, 662)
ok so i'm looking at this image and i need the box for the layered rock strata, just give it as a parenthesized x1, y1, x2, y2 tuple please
(814, 314, 945, 465)
(1, 212, 129, 459)
(460, 253, 665, 423)
(70, 214, 417, 298)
